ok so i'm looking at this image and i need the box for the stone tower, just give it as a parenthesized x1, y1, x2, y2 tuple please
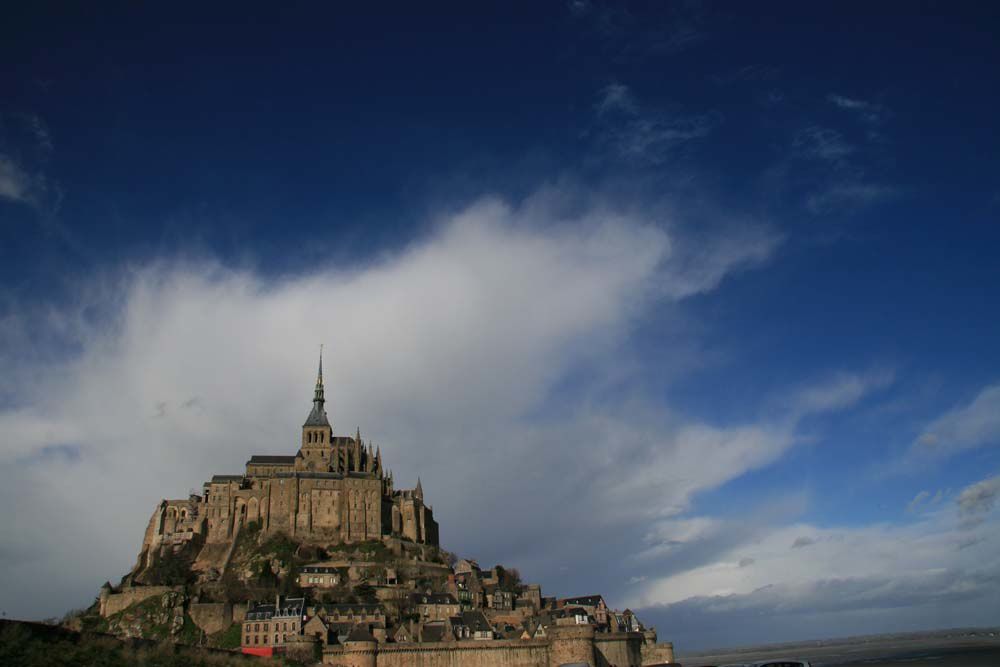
(299, 349, 333, 471)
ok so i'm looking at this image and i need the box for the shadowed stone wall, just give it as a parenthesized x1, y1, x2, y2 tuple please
(99, 586, 180, 618)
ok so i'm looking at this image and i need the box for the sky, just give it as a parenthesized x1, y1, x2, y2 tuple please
(1, 0, 1000, 651)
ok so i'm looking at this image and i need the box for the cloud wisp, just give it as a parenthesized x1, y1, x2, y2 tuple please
(591, 83, 718, 164)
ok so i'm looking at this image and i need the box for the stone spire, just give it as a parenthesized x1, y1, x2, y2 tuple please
(304, 347, 330, 427)
(415, 477, 423, 499)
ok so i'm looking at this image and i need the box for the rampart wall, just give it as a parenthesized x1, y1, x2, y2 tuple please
(99, 586, 180, 618)
(321, 631, 674, 667)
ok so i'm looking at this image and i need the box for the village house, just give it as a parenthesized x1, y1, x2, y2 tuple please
(241, 596, 306, 656)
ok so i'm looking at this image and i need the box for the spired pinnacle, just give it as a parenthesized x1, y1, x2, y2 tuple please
(304, 345, 331, 427)
(314, 345, 325, 403)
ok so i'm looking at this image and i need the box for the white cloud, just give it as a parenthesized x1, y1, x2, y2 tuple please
(793, 126, 854, 163)
(791, 370, 894, 417)
(957, 474, 1000, 516)
(0, 154, 31, 202)
(912, 384, 1000, 461)
(595, 83, 637, 116)
(828, 94, 886, 124)
(0, 192, 783, 619)
(590, 84, 718, 164)
(627, 471, 1000, 649)
(805, 183, 897, 214)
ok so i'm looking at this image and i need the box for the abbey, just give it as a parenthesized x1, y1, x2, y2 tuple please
(141, 354, 437, 566)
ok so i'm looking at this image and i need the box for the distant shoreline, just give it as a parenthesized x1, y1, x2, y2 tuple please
(677, 625, 1000, 659)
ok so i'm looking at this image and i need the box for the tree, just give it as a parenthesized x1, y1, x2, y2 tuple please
(354, 583, 377, 605)
(496, 566, 523, 593)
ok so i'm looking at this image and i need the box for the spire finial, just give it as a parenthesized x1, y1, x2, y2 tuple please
(304, 347, 331, 428)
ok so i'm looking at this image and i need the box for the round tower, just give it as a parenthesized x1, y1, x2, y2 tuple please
(341, 638, 378, 667)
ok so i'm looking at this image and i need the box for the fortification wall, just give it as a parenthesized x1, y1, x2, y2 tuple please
(188, 602, 231, 635)
(100, 586, 179, 617)
(321, 632, 668, 667)
(641, 641, 675, 665)
(324, 640, 550, 667)
(594, 632, 644, 667)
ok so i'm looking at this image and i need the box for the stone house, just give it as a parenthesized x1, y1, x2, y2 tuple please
(410, 592, 460, 621)
(298, 564, 342, 589)
(241, 596, 306, 655)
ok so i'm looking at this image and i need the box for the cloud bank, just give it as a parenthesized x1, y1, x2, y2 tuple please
(0, 192, 779, 619)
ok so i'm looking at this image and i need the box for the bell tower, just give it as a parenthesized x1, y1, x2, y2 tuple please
(299, 347, 333, 470)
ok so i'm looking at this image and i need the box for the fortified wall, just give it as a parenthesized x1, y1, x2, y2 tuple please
(98, 585, 181, 618)
(322, 627, 675, 667)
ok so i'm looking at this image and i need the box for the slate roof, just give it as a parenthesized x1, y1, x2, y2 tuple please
(210, 475, 243, 483)
(247, 455, 296, 465)
(410, 593, 459, 605)
(460, 610, 492, 633)
(304, 403, 330, 427)
(248, 597, 305, 619)
(346, 626, 376, 642)
(420, 623, 448, 642)
(560, 594, 605, 608)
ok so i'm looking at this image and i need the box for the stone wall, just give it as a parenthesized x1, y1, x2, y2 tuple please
(99, 586, 179, 618)
(594, 632, 644, 667)
(321, 632, 673, 667)
(331, 639, 550, 667)
(641, 640, 675, 665)
(549, 624, 596, 666)
(188, 602, 231, 635)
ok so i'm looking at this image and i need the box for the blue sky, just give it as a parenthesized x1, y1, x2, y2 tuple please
(2, 1, 1000, 651)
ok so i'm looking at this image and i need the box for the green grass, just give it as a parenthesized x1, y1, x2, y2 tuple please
(207, 622, 242, 650)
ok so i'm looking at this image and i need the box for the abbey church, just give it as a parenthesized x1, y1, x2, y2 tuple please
(139, 354, 438, 567)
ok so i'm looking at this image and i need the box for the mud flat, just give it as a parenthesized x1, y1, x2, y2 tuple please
(678, 627, 1000, 666)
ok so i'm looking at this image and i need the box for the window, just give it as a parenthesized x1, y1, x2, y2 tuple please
(274, 633, 279, 643)
(245, 635, 250, 645)
(254, 623, 259, 632)
(254, 635, 259, 645)
(263, 635, 268, 644)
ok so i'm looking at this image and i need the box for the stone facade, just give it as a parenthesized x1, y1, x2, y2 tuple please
(136, 354, 438, 573)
